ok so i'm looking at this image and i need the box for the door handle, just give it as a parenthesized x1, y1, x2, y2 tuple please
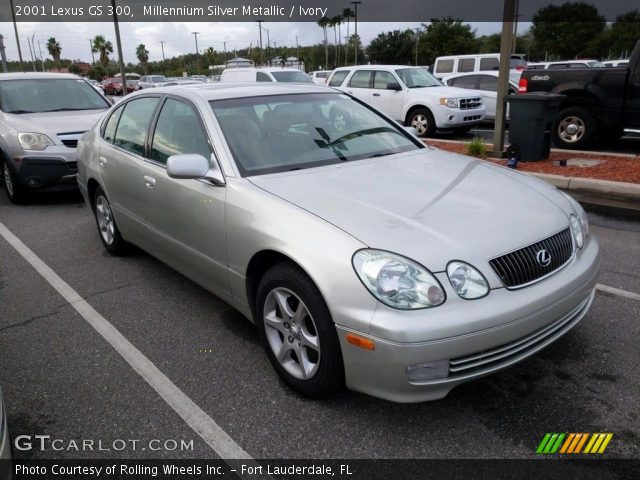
(143, 175, 156, 189)
(98, 156, 107, 167)
(372, 93, 381, 97)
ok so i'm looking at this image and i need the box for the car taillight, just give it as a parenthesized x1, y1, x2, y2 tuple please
(515, 65, 525, 71)
(518, 77, 528, 93)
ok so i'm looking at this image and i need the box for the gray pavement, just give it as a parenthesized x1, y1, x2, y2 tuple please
(0, 189, 638, 460)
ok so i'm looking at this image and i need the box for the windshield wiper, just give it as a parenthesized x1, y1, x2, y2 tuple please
(6, 109, 35, 114)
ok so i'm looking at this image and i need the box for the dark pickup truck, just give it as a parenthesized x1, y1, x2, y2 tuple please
(520, 40, 640, 149)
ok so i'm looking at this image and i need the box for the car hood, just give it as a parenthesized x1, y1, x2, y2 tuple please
(3, 109, 106, 135)
(250, 148, 572, 276)
(411, 85, 483, 98)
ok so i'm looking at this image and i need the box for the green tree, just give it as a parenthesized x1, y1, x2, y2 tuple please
(367, 30, 416, 65)
(68, 63, 82, 75)
(92, 35, 114, 68)
(46, 37, 62, 69)
(136, 44, 149, 73)
(317, 16, 330, 69)
(590, 10, 640, 59)
(342, 8, 354, 64)
(531, 2, 605, 60)
(417, 18, 478, 66)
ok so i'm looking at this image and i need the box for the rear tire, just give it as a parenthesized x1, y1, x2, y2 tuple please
(255, 261, 344, 399)
(552, 107, 597, 150)
(1, 158, 26, 204)
(92, 186, 129, 255)
(406, 108, 436, 137)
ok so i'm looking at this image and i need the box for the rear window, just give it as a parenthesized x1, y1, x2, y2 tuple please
(270, 71, 312, 83)
(328, 70, 349, 87)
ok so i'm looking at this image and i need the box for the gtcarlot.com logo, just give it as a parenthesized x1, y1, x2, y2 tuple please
(14, 435, 194, 452)
(536, 433, 613, 454)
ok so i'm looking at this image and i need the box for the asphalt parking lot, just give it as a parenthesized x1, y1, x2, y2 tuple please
(0, 188, 638, 461)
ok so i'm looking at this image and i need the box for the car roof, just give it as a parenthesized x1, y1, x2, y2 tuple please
(332, 65, 422, 71)
(126, 82, 336, 102)
(0, 72, 84, 81)
(223, 67, 305, 73)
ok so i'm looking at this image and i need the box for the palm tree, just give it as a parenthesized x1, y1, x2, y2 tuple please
(136, 44, 149, 73)
(46, 37, 62, 70)
(92, 35, 113, 68)
(317, 16, 330, 69)
(331, 15, 343, 67)
(342, 8, 354, 64)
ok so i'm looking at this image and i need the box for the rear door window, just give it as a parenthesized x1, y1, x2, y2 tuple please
(348, 70, 373, 88)
(479, 58, 500, 71)
(478, 75, 498, 91)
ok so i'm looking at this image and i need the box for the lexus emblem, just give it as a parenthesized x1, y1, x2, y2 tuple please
(536, 249, 552, 267)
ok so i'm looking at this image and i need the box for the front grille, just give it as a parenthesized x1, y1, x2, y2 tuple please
(449, 293, 591, 377)
(60, 139, 78, 148)
(489, 228, 573, 289)
(463, 115, 482, 122)
(460, 97, 482, 110)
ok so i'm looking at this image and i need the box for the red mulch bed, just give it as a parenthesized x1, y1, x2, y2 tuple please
(426, 140, 640, 184)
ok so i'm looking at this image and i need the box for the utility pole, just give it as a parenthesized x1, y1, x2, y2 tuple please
(295, 35, 299, 64)
(37, 39, 45, 72)
(256, 20, 263, 66)
(9, 0, 24, 71)
(89, 39, 96, 65)
(160, 40, 165, 61)
(490, 0, 517, 157)
(0, 35, 8, 73)
(415, 28, 420, 66)
(266, 28, 271, 66)
(111, 0, 127, 95)
(223, 41, 227, 64)
(274, 41, 277, 65)
(27, 35, 35, 71)
(350, 1, 361, 64)
(191, 31, 200, 74)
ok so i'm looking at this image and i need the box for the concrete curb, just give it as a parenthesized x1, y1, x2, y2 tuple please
(527, 172, 640, 215)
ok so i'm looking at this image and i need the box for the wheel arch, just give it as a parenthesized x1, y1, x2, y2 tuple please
(404, 104, 433, 125)
(87, 177, 101, 212)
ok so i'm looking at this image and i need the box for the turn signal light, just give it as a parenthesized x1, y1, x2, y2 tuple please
(346, 333, 375, 350)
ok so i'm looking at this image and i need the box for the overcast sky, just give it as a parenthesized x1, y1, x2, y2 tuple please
(0, 21, 515, 64)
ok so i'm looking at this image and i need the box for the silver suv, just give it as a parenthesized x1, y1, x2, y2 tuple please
(0, 72, 110, 203)
(137, 75, 168, 90)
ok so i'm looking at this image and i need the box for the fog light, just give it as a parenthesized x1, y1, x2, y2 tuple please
(407, 360, 449, 381)
(448, 114, 455, 121)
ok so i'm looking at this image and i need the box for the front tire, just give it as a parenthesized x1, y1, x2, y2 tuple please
(256, 262, 344, 399)
(92, 186, 129, 255)
(1, 158, 26, 204)
(406, 108, 436, 137)
(552, 107, 597, 150)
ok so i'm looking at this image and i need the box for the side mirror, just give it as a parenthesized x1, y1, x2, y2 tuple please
(387, 82, 402, 91)
(166, 154, 225, 185)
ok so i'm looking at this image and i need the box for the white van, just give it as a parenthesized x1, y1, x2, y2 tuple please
(433, 54, 527, 79)
(309, 70, 333, 85)
(221, 67, 313, 83)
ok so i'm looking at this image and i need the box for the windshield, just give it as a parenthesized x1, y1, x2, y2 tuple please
(395, 68, 441, 88)
(270, 71, 313, 83)
(211, 93, 420, 176)
(0, 78, 109, 114)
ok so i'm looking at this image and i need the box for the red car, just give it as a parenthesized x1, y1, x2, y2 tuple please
(101, 78, 121, 96)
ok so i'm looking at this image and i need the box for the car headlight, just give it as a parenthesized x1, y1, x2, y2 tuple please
(18, 132, 55, 151)
(446, 261, 489, 299)
(562, 192, 589, 244)
(570, 214, 584, 249)
(352, 249, 446, 310)
(439, 98, 459, 108)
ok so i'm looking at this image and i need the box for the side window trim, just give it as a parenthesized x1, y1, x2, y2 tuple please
(100, 104, 124, 141)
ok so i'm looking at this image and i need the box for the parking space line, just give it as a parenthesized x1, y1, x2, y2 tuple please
(0, 221, 258, 465)
(595, 283, 640, 301)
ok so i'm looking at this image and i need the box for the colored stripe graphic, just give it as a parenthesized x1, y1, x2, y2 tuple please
(538, 433, 613, 454)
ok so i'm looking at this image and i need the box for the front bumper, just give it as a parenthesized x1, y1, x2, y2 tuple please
(435, 106, 485, 129)
(337, 235, 600, 403)
(13, 150, 79, 192)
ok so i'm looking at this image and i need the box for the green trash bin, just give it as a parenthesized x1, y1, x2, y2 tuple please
(506, 92, 565, 162)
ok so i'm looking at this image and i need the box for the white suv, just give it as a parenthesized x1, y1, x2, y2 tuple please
(327, 65, 485, 137)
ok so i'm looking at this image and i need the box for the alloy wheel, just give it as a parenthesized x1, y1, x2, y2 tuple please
(558, 116, 585, 144)
(411, 114, 428, 135)
(95, 195, 115, 245)
(3, 163, 14, 197)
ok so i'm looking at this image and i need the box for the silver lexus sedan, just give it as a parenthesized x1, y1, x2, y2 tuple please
(77, 84, 600, 403)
